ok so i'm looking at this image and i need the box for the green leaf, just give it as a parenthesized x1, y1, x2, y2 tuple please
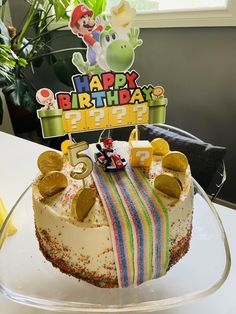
(81, 0, 107, 18)
(0, 46, 16, 84)
(48, 0, 71, 21)
(0, 0, 8, 6)
(0, 43, 27, 85)
(20, 38, 34, 59)
(0, 19, 10, 45)
(25, 0, 40, 6)
(0, 77, 5, 88)
(93, 0, 107, 18)
(82, 0, 93, 8)
(18, 58, 28, 67)
(2, 80, 37, 113)
(0, 68, 14, 85)
(16, 78, 21, 106)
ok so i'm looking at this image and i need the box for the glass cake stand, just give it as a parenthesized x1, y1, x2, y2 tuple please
(0, 179, 231, 313)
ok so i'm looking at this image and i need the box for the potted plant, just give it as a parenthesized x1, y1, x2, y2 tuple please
(0, 0, 107, 135)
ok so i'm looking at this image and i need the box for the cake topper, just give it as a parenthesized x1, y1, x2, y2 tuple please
(36, 1, 168, 139)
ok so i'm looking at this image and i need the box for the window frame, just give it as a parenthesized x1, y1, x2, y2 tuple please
(134, 0, 236, 28)
(48, 0, 236, 30)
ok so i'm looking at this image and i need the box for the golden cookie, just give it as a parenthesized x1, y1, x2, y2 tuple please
(154, 173, 182, 199)
(128, 128, 138, 142)
(72, 188, 96, 221)
(61, 139, 73, 155)
(37, 151, 63, 174)
(162, 151, 188, 172)
(151, 138, 170, 156)
(38, 171, 68, 198)
(128, 129, 137, 143)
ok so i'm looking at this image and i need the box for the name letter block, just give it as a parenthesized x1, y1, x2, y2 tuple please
(130, 140, 153, 167)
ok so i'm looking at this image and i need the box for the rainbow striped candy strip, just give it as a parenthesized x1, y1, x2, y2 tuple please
(89, 149, 169, 287)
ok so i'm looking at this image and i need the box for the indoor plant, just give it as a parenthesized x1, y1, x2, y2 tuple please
(0, 0, 107, 130)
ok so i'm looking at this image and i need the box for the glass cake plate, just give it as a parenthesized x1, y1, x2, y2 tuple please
(0, 179, 231, 313)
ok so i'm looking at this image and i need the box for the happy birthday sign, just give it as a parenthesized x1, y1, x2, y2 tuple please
(57, 70, 153, 133)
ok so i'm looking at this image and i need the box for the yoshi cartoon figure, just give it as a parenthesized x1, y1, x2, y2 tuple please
(72, 26, 143, 74)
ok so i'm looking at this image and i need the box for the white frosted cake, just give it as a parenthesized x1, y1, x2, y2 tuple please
(32, 140, 194, 288)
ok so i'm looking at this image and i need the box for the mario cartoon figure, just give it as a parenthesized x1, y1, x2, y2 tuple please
(102, 138, 114, 159)
(95, 138, 127, 171)
(70, 4, 103, 66)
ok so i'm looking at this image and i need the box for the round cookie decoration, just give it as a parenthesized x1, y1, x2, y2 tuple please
(128, 128, 138, 142)
(38, 171, 68, 198)
(162, 151, 189, 172)
(154, 173, 183, 199)
(37, 151, 63, 174)
(71, 188, 96, 221)
(61, 139, 73, 155)
(151, 138, 170, 156)
(35, 1, 168, 141)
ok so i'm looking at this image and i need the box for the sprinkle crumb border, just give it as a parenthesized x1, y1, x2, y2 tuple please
(35, 224, 192, 288)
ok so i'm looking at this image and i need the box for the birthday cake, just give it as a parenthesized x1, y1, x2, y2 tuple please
(32, 139, 194, 288)
(33, 1, 194, 288)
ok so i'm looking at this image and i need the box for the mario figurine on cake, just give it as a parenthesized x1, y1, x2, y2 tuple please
(69, 3, 104, 67)
(95, 138, 127, 171)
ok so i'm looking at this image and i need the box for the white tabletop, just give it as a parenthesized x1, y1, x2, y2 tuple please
(0, 131, 235, 314)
